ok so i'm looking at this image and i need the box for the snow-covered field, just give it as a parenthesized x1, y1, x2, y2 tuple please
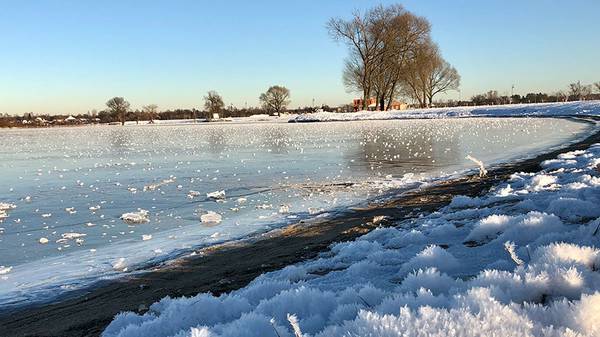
(104, 135, 600, 337)
(290, 101, 600, 122)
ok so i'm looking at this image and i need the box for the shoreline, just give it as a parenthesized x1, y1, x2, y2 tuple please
(1, 116, 599, 337)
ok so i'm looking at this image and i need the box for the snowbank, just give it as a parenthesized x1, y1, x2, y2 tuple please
(290, 100, 600, 123)
(104, 143, 600, 336)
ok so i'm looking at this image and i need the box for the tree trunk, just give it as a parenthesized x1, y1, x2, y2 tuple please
(386, 83, 396, 111)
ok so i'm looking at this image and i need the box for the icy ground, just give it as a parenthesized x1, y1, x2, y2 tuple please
(1, 118, 587, 308)
(104, 143, 600, 336)
(290, 101, 600, 122)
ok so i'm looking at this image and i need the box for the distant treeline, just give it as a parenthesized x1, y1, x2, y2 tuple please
(467, 81, 600, 106)
(0, 106, 319, 128)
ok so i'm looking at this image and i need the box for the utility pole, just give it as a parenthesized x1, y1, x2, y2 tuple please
(510, 84, 515, 104)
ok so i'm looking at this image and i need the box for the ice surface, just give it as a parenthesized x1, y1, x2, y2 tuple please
(104, 142, 600, 337)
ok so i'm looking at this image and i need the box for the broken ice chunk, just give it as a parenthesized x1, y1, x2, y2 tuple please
(112, 258, 128, 271)
(120, 209, 150, 224)
(206, 190, 226, 200)
(200, 211, 222, 225)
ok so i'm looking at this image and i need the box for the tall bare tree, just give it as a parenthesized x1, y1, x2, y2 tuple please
(402, 41, 460, 108)
(329, 4, 443, 111)
(106, 97, 130, 125)
(328, 6, 391, 109)
(142, 104, 159, 123)
(372, 9, 430, 110)
(259, 85, 290, 116)
(204, 91, 224, 120)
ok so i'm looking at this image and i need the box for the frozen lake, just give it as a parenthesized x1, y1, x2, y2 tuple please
(0, 117, 592, 306)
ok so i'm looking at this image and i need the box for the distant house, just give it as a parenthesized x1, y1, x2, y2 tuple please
(352, 98, 377, 111)
(352, 98, 407, 111)
(390, 101, 408, 110)
(65, 115, 77, 123)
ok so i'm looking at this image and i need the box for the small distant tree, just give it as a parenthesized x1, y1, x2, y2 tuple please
(204, 91, 224, 120)
(569, 81, 583, 101)
(106, 97, 130, 125)
(581, 85, 593, 100)
(555, 91, 568, 102)
(259, 85, 290, 116)
(142, 104, 159, 123)
(595, 82, 600, 94)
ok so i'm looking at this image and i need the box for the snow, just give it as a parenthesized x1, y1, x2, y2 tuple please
(112, 258, 128, 272)
(104, 143, 600, 337)
(1, 103, 599, 318)
(200, 211, 223, 225)
(0, 202, 16, 222)
(206, 190, 226, 200)
(0, 202, 16, 211)
(120, 209, 150, 224)
(289, 101, 600, 123)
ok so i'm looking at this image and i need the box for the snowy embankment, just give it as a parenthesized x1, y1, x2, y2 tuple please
(290, 101, 600, 122)
(104, 143, 600, 335)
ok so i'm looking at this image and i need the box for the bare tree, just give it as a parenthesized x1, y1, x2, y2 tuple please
(402, 42, 460, 108)
(106, 97, 130, 125)
(595, 82, 600, 94)
(372, 9, 430, 110)
(259, 85, 290, 116)
(329, 4, 431, 111)
(328, 6, 390, 109)
(204, 91, 224, 120)
(142, 104, 159, 123)
(425, 58, 460, 107)
(555, 91, 568, 102)
(569, 81, 583, 101)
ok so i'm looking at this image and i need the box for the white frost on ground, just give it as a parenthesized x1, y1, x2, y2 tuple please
(290, 101, 600, 123)
(104, 143, 600, 337)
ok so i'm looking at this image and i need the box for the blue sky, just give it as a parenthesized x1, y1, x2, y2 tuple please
(1, 0, 599, 115)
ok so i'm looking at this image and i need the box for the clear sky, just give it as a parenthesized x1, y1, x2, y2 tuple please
(1, 0, 599, 115)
